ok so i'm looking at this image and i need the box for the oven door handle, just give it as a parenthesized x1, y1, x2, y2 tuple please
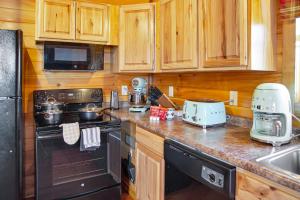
(37, 133, 62, 140)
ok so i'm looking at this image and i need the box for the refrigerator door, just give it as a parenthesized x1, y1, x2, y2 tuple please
(0, 98, 22, 200)
(0, 30, 22, 97)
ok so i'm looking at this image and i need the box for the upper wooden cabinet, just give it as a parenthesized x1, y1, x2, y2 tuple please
(36, 0, 118, 45)
(250, 0, 277, 71)
(199, 0, 248, 68)
(36, 0, 76, 40)
(160, 0, 198, 70)
(76, 2, 109, 42)
(118, 4, 155, 72)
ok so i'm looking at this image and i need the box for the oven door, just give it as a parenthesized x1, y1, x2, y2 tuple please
(36, 129, 120, 200)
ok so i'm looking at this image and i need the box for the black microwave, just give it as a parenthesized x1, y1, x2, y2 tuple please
(44, 42, 104, 71)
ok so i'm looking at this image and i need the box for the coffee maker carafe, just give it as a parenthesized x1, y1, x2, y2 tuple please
(251, 83, 292, 146)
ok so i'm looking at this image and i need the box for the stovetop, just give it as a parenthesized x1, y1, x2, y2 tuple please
(33, 88, 121, 133)
(35, 112, 117, 129)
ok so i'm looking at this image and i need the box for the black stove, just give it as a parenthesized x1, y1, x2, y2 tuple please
(34, 88, 121, 200)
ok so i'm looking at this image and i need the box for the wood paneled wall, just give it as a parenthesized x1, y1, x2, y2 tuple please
(152, 71, 282, 119)
(0, 0, 290, 198)
(0, 0, 151, 198)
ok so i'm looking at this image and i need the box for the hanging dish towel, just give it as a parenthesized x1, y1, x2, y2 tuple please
(80, 127, 101, 151)
(59, 122, 80, 145)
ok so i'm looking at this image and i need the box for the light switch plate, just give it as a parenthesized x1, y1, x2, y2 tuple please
(168, 86, 174, 97)
(121, 85, 128, 96)
(229, 91, 238, 106)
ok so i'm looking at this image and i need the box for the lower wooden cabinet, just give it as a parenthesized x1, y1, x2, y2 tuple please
(136, 143, 164, 200)
(136, 126, 164, 200)
(236, 168, 300, 200)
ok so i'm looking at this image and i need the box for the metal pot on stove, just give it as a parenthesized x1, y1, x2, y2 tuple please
(36, 97, 65, 125)
(79, 103, 110, 121)
(40, 109, 63, 125)
(38, 97, 65, 111)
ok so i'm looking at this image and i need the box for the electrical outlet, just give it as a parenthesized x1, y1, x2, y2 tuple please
(121, 85, 128, 96)
(229, 91, 238, 106)
(168, 86, 174, 97)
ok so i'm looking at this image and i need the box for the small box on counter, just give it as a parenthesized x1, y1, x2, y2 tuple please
(150, 106, 175, 121)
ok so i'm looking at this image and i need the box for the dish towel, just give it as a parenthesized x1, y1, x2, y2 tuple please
(59, 122, 80, 145)
(80, 127, 101, 151)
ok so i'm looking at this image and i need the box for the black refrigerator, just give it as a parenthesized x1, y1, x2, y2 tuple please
(0, 30, 23, 200)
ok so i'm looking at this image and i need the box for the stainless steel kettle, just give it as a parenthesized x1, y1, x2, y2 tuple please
(110, 90, 119, 110)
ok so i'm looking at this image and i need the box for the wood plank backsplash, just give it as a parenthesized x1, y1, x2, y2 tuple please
(152, 71, 282, 118)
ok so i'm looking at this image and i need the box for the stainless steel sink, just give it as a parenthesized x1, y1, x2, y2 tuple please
(256, 146, 300, 179)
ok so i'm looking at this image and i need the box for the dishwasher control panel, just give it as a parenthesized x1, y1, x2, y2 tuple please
(201, 166, 224, 188)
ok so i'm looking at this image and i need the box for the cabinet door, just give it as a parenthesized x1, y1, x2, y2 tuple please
(37, 0, 75, 40)
(136, 143, 164, 200)
(76, 2, 109, 42)
(236, 169, 300, 200)
(119, 4, 155, 71)
(250, 0, 277, 71)
(199, 0, 248, 67)
(160, 0, 198, 70)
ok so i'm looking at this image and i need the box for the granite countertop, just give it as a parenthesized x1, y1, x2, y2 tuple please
(106, 108, 300, 192)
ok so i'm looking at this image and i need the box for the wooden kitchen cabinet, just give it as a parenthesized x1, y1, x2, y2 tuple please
(36, 0, 76, 40)
(36, 0, 118, 45)
(117, 4, 155, 72)
(236, 168, 300, 200)
(160, 0, 198, 70)
(199, 0, 248, 68)
(76, 2, 109, 42)
(136, 126, 164, 200)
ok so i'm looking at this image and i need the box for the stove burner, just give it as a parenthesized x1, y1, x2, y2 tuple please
(33, 88, 110, 129)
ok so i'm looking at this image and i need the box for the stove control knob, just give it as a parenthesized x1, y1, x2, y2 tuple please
(80, 183, 85, 187)
(208, 174, 215, 183)
(91, 90, 101, 99)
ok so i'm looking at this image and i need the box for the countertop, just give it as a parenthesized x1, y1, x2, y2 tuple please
(106, 108, 300, 192)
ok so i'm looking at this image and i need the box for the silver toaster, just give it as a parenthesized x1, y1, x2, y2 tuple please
(182, 100, 226, 128)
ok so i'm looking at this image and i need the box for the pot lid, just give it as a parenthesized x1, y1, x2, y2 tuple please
(79, 103, 103, 112)
(41, 97, 64, 106)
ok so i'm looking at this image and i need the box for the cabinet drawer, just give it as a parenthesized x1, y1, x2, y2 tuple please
(136, 126, 164, 157)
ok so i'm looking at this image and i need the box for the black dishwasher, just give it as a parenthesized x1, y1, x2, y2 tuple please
(164, 139, 236, 200)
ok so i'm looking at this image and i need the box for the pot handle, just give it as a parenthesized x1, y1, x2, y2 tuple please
(35, 105, 41, 109)
(96, 107, 111, 116)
